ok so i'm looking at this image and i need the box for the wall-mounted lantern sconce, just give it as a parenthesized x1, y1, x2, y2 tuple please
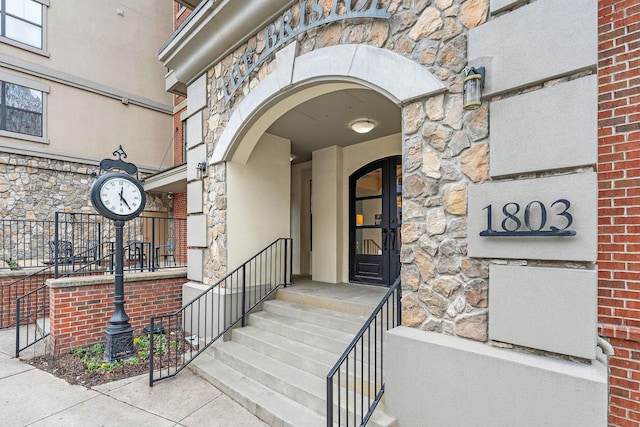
(196, 161, 207, 178)
(463, 66, 485, 111)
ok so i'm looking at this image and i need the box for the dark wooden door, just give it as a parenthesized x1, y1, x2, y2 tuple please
(349, 156, 402, 286)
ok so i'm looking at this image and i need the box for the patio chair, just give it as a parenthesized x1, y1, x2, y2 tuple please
(156, 238, 176, 267)
(48, 240, 75, 264)
(126, 240, 145, 269)
(86, 239, 100, 263)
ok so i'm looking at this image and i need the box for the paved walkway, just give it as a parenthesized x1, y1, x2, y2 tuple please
(0, 328, 267, 427)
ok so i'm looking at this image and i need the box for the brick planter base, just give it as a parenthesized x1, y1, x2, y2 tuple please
(46, 269, 187, 355)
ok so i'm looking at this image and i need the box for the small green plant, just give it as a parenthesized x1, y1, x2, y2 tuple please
(154, 335, 168, 355)
(69, 332, 185, 377)
(3, 258, 20, 270)
(71, 348, 85, 357)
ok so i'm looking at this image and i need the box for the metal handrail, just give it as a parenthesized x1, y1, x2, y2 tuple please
(12, 249, 122, 355)
(15, 283, 49, 356)
(12, 237, 185, 355)
(326, 276, 401, 426)
(149, 237, 293, 386)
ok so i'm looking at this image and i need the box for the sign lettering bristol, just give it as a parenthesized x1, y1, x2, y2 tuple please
(220, 0, 392, 105)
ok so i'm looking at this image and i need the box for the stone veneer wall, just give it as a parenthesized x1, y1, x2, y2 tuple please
(199, 0, 491, 337)
(0, 151, 173, 221)
(200, 162, 227, 285)
(0, 152, 96, 220)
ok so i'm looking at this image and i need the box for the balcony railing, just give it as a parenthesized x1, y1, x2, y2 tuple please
(1, 212, 187, 277)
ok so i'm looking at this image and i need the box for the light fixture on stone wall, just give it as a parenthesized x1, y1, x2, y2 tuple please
(350, 119, 376, 134)
(463, 66, 485, 110)
(196, 161, 207, 178)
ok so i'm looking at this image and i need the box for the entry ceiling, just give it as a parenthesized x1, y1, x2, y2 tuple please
(267, 88, 401, 164)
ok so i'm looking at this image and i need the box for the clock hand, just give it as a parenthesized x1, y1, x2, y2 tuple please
(119, 186, 132, 210)
(121, 195, 132, 210)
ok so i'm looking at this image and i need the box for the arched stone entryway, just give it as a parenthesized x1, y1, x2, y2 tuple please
(208, 42, 447, 284)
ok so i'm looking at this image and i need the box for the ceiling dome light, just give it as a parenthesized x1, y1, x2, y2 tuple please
(350, 119, 376, 134)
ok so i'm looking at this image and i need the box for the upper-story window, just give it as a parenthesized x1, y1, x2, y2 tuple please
(1, 0, 46, 51)
(1, 80, 43, 137)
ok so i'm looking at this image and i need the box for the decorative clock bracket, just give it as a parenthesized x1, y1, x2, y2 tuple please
(96, 145, 139, 179)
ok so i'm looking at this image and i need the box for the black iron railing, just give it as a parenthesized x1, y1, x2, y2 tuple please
(326, 276, 401, 427)
(1, 266, 51, 330)
(5, 212, 186, 354)
(15, 283, 49, 356)
(0, 218, 55, 270)
(1, 213, 187, 275)
(149, 238, 293, 386)
(11, 249, 129, 354)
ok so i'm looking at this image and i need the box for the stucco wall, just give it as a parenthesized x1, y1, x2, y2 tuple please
(0, 0, 173, 188)
(1, 0, 173, 104)
(227, 133, 291, 268)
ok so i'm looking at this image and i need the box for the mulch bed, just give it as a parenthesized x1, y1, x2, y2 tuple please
(25, 332, 191, 388)
(26, 351, 149, 388)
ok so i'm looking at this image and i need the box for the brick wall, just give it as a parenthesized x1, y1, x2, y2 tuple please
(1, 272, 52, 328)
(598, 0, 640, 425)
(48, 273, 185, 354)
(174, 2, 191, 30)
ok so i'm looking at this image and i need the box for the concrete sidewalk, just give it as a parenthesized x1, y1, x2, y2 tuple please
(0, 328, 267, 427)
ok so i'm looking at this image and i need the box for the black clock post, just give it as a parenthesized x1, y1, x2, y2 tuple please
(104, 219, 135, 362)
(89, 146, 147, 363)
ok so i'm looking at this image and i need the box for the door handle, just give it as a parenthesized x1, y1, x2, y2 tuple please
(390, 228, 396, 250)
(382, 229, 388, 251)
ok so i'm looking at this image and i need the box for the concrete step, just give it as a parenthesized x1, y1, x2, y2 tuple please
(232, 326, 383, 391)
(205, 339, 393, 427)
(232, 325, 340, 378)
(261, 299, 368, 334)
(248, 310, 357, 354)
(190, 289, 396, 426)
(248, 309, 384, 361)
(36, 316, 49, 335)
(190, 351, 325, 427)
(276, 285, 384, 316)
(212, 340, 327, 414)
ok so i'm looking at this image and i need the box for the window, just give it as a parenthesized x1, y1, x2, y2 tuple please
(0, 0, 45, 50)
(1, 80, 43, 137)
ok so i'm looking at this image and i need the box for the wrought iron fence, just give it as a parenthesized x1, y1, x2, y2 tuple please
(15, 283, 49, 356)
(326, 276, 401, 427)
(0, 213, 187, 276)
(149, 238, 293, 386)
(11, 246, 148, 354)
(2, 211, 187, 355)
(0, 218, 56, 270)
(1, 266, 52, 330)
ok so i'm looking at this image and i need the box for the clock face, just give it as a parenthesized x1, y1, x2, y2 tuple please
(100, 177, 143, 216)
(90, 172, 146, 221)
